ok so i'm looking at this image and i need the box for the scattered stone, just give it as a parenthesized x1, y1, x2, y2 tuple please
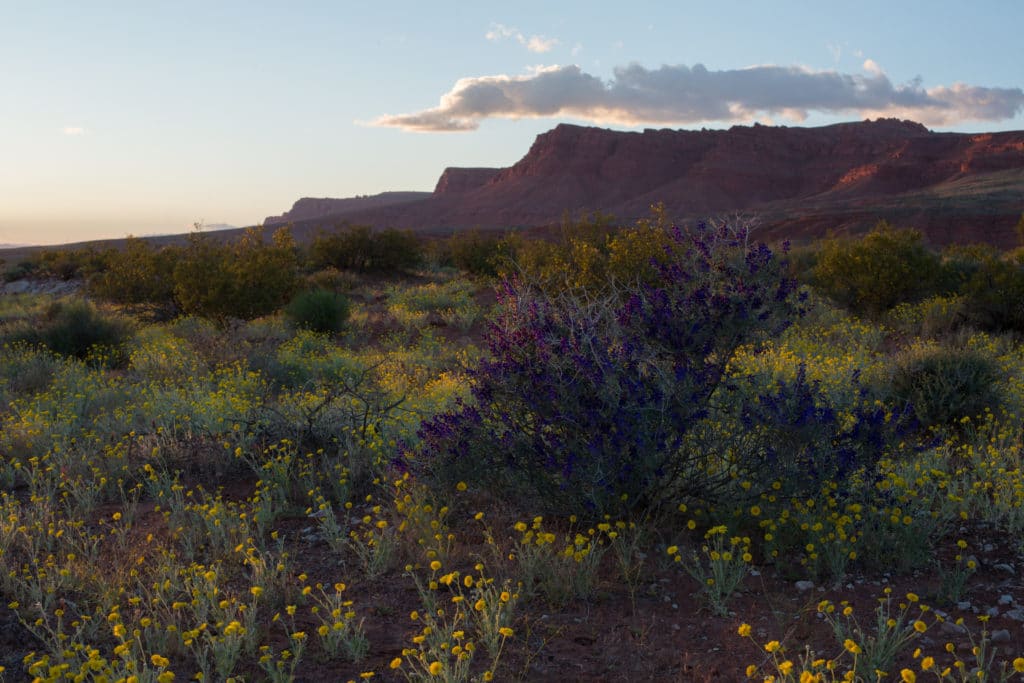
(795, 581, 815, 592)
(956, 601, 972, 611)
(991, 629, 1012, 643)
(983, 543, 996, 553)
(941, 621, 967, 635)
(749, 569, 761, 577)
(988, 607, 1000, 618)
(994, 563, 1016, 575)
(998, 594, 1015, 606)
(1003, 608, 1024, 621)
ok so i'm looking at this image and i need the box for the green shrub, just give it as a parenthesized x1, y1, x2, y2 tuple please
(891, 345, 1002, 429)
(447, 230, 510, 277)
(958, 256, 1024, 333)
(285, 289, 350, 334)
(305, 267, 360, 293)
(887, 295, 966, 339)
(310, 225, 422, 273)
(88, 237, 178, 309)
(812, 223, 944, 315)
(173, 226, 299, 321)
(35, 299, 132, 362)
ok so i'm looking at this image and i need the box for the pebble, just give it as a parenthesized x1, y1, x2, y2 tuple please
(1003, 608, 1024, 621)
(994, 563, 1016, 574)
(983, 543, 996, 553)
(991, 629, 1012, 643)
(941, 621, 967, 635)
(956, 601, 972, 611)
(795, 581, 815, 592)
(999, 594, 1015, 606)
(987, 607, 1000, 618)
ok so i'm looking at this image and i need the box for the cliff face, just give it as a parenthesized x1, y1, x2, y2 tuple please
(264, 191, 430, 227)
(433, 168, 500, 194)
(269, 119, 1024, 247)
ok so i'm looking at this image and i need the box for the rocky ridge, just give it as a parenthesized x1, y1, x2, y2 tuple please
(274, 118, 1024, 246)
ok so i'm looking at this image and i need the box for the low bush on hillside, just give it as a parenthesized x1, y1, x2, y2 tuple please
(811, 222, 945, 315)
(285, 288, 351, 334)
(310, 224, 422, 273)
(891, 344, 1003, 429)
(173, 226, 299, 321)
(6, 299, 133, 364)
(414, 222, 834, 516)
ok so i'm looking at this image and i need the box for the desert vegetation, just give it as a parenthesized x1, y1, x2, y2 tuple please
(2, 217, 1024, 682)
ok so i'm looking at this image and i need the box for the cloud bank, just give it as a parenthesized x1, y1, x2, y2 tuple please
(372, 62, 1024, 132)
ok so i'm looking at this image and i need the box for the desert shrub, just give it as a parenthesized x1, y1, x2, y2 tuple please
(173, 226, 299, 321)
(0, 342, 60, 401)
(305, 266, 360, 293)
(310, 225, 422, 273)
(88, 237, 178, 309)
(958, 256, 1024, 333)
(887, 295, 966, 339)
(413, 222, 805, 516)
(29, 299, 132, 362)
(3, 259, 37, 282)
(33, 247, 108, 281)
(890, 344, 1002, 429)
(375, 228, 424, 271)
(812, 223, 944, 315)
(285, 288, 350, 334)
(447, 230, 510, 277)
(732, 366, 909, 498)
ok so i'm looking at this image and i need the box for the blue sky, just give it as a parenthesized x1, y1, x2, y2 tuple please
(2, 1, 1022, 245)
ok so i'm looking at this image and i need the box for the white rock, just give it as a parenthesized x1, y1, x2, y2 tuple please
(956, 601, 972, 611)
(999, 594, 1014, 606)
(795, 581, 815, 592)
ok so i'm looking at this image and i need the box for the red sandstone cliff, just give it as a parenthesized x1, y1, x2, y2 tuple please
(270, 120, 1024, 247)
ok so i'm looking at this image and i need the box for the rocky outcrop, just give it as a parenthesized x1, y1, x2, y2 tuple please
(433, 167, 500, 194)
(270, 119, 1024, 247)
(264, 191, 430, 227)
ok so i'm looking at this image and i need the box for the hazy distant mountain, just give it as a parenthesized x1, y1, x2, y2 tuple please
(270, 119, 1024, 248)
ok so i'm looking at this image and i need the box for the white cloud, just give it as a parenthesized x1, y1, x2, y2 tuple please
(62, 126, 85, 135)
(485, 22, 558, 54)
(371, 62, 1024, 132)
(862, 59, 884, 76)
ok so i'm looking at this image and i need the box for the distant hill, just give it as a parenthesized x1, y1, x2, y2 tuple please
(264, 192, 431, 227)
(270, 118, 1024, 248)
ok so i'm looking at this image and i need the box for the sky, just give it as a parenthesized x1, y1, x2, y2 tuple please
(2, 1, 1023, 246)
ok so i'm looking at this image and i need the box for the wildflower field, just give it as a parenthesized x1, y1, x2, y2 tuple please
(2, 220, 1024, 682)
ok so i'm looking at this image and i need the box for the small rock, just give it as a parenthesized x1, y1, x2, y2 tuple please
(987, 607, 1000, 618)
(846, 583, 854, 590)
(999, 594, 1015, 606)
(795, 581, 815, 592)
(994, 563, 1016, 575)
(956, 601, 972, 611)
(983, 543, 996, 553)
(991, 629, 1012, 643)
(749, 569, 761, 577)
(1003, 608, 1024, 621)
(941, 621, 967, 635)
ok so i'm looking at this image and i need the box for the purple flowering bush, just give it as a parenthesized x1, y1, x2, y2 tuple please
(411, 223, 815, 515)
